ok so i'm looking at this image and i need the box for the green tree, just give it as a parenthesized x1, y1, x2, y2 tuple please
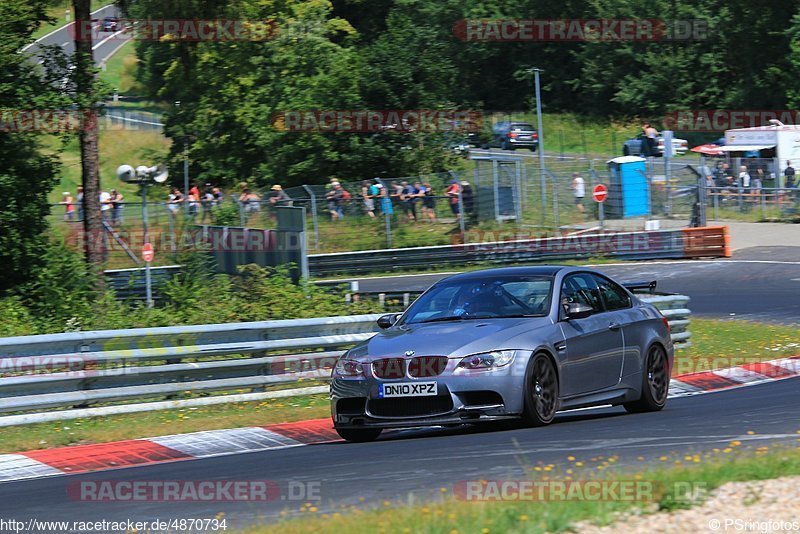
(0, 0, 62, 293)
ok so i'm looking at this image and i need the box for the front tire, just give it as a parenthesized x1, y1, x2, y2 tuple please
(624, 344, 669, 413)
(521, 353, 559, 426)
(335, 427, 382, 442)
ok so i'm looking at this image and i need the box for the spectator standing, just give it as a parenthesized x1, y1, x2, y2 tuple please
(369, 179, 384, 218)
(401, 181, 418, 222)
(238, 188, 261, 221)
(739, 165, 751, 191)
(200, 184, 215, 222)
(571, 172, 586, 217)
(189, 183, 200, 202)
(643, 122, 659, 156)
(785, 161, 796, 188)
(361, 180, 375, 218)
(212, 187, 224, 206)
(109, 189, 124, 225)
(99, 190, 112, 220)
(421, 182, 437, 222)
(378, 183, 392, 216)
(186, 190, 200, 220)
(326, 182, 348, 220)
(751, 168, 763, 196)
(445, 179, 461, 218)
(60, 192, 75, 221)
(167, 187, 184, 220)
(269, 184, 292, 207)
(390, 181, 404, 214)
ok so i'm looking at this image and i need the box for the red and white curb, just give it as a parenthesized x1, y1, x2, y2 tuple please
(1, 356, 797, 484)
(668, 355, 800, 396)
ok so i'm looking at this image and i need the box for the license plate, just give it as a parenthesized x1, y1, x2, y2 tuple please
(378, 382, 438, 398)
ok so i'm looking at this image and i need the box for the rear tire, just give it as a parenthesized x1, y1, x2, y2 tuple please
(335, 427, 382, 442)
(521, 353, 559, 426)
(624, 344, 669, 413)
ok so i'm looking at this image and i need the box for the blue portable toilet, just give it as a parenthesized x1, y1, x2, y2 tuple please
(606, 156, 650, 218)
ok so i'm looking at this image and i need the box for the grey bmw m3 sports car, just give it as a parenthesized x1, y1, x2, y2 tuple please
(330, 266, 674, 442)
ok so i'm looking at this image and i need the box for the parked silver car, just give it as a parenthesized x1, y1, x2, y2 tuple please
(330, 266, 673, 442)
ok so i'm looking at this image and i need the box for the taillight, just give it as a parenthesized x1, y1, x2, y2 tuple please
(533, 133, 538, 139)
(662, 316, 670, 333)
(507, 132, 517, 138)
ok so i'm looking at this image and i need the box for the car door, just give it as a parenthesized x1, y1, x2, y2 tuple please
(592, 274, 636, 381)
(557, 273, 624, 396)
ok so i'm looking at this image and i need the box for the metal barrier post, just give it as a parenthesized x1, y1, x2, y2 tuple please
(302, 185, 319, 250)
(713, 187, 719, 220)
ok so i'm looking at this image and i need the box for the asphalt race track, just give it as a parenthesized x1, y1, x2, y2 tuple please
(1, 247, 798, 530)
(0, 377, 798, 529)
(337, 246, 800, 324)
(24, 5, 130, 67)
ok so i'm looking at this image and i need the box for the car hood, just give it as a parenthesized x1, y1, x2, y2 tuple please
(352, 317, 553, 359)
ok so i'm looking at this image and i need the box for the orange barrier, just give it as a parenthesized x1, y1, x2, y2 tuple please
(682, 226, 731, 258)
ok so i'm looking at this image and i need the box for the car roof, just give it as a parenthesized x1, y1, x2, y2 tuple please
(439, 265, 579, 282)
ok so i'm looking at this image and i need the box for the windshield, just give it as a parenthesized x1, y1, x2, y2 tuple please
(400, 275, 553, 324)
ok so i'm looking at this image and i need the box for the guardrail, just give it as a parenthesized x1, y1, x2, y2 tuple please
(308, 227, 730, 276)
(0, 295, 690, 426)
(103, 227, 729, 300)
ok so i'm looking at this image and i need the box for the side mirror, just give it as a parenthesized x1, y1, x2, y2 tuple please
(565, 302, 594, 320)
(377, 313, 400, 329)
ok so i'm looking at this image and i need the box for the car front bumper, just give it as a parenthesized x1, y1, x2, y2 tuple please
(331, 371, 525, 429)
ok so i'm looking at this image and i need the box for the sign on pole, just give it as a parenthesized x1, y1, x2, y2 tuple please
(142, 243, 154, 263)
(592, 184, 608, 203)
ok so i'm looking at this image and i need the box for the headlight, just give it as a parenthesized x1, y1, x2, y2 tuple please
(456, 350, 517, 371)
(333, 358, 364, 377)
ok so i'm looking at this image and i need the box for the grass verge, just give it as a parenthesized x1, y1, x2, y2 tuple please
(98, 40, 143, 94)
(678, 318, 800, 374)
(258, 444, 800, 534)
(0, 393, 329, 454)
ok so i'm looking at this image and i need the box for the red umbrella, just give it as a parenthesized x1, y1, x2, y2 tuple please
(690, 144, 724, 156)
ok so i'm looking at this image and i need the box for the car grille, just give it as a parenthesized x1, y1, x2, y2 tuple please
(368, 396, 453, 418)
(408, 356, 448, 377)
(372, 358, 405, 379)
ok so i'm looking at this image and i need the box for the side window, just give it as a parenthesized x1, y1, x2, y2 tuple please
(560, 274, 603, 315)
(594, 275, 631, 311)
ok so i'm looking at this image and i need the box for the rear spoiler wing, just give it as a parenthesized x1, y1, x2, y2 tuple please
(622, 280, 657, 294)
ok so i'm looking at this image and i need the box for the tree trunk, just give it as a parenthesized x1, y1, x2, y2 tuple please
(72, 0, 106, 268)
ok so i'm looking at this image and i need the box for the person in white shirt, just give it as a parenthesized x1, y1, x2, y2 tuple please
(739, 166, 751, 191)
(571, 172, 586, 217)
(99, 190, 112, 220)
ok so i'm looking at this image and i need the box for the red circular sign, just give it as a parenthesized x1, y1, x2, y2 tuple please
(592, 184, 608, 203)
(142, 243, 154, 263)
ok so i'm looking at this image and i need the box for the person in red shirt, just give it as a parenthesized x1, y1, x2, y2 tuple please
(445, 179, 461, 216)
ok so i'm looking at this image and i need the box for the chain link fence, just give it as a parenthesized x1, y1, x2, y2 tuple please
(51, 151, 800, 269)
